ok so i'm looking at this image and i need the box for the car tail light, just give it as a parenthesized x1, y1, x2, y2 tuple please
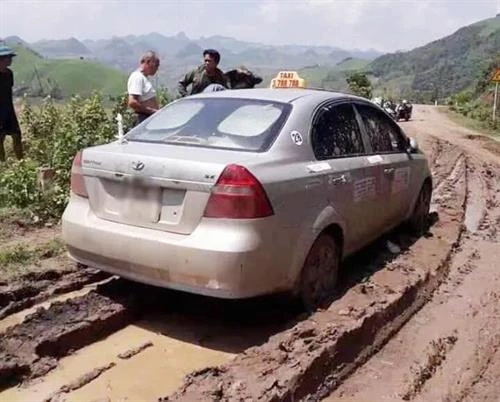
(70, 150, 88, 198)
(203, 164, 273, 219)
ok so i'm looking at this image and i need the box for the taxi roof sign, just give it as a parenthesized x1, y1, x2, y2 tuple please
(270, 71, 306, 89)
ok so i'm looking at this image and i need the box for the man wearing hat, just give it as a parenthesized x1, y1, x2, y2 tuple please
(0, 45, 23, 161)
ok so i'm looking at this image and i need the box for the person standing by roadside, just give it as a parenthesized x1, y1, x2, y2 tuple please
(0, 45, 23, 162)
(127, 50, 161, 126)
(178, 49, 228, 97)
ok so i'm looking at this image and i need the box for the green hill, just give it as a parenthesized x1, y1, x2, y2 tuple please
(298, 65, 337, 87)
(10, 45, 127, 98)
(368, 15, 500, 99)
(336, 57, 370, 71)
(296, 58, 371, 90)
(31, 37, 91, 57)
(290, 16, 499, 101)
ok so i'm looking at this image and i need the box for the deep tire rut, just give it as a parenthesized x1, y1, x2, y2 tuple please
(0, 267, 111, 321)
(401, 333, 458, 400)
(0, 280, 141, 390)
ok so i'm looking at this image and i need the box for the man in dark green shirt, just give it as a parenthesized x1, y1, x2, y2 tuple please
(0, 45, 23, 161)
(177, 49, 228, 97)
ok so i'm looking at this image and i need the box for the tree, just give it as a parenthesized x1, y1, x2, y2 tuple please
(346, 72, 372, 99)
(475, 56, 500, 96)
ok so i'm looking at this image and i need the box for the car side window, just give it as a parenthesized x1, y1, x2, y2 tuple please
(356, 104, 407, 153)
(311, 103, 364, 160)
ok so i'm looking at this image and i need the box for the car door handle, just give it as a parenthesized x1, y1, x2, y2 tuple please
(331, 175, 347, 185)
(384, 168, 395, 176)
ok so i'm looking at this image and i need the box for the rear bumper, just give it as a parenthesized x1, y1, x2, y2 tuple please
(61, 196, 293, 298)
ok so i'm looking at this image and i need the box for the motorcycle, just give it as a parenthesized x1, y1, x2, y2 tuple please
(395, 102, 413, 121)
(383, 101, 397, 121)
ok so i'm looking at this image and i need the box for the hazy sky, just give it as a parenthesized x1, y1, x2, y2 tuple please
(1, 0, 499, 52)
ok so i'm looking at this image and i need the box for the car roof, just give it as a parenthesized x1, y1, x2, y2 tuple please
(187, 88, 366, 104)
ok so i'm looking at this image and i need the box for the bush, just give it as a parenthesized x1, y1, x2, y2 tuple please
(346, 72, 373, 99)
(0, 159, 40, 209)
(0, 92, 147, 222)
(1, 88, 175, 222)
(448, 93, 499, 134)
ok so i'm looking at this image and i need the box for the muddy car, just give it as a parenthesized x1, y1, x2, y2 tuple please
(61, 81, 432, 309)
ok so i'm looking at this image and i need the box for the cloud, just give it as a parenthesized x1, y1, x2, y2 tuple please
(0, 0, 497, 52)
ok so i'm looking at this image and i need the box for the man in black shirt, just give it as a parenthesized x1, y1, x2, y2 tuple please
(0, 45, 23, 161)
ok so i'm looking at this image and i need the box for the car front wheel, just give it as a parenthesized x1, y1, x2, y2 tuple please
(298, 233, 340, 311)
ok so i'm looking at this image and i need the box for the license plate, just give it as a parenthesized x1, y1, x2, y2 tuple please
(122, 184, 161, 223)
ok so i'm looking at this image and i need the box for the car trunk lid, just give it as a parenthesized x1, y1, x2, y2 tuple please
(80, 141, 257, 234)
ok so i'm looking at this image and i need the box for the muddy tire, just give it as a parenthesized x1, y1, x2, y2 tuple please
(298, 233, 340, 311)
(409, 182, 432, 236)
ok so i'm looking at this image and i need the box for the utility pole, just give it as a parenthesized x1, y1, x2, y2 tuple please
(493, 81, 498, 122)
(491, 68, 500, 122)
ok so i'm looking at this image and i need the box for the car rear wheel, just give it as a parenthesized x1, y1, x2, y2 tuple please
(298, 233, 340, 311)
(409, 182, 432, 236)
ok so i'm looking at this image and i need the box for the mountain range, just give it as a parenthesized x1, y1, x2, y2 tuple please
(3, 14, 499, 100)
(4, 32, 381, 89)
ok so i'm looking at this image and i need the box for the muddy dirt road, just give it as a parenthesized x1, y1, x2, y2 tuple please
(0, 105, 499, 402)
(325, 106, 500, 402)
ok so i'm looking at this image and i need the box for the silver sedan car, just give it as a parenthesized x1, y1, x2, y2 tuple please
(62, 86, 432, 309)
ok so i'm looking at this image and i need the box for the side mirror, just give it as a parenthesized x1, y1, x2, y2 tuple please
(408, 137, 419, 153)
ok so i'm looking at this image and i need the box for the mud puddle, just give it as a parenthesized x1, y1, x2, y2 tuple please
(463, 163, 488, 233)
(0, 280, 141, 390)
(0, 276, 302, 401)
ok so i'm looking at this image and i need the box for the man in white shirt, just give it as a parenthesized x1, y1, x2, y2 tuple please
(127, 51, 160, 125)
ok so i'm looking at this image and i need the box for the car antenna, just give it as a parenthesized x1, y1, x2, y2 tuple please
(115, 113, 127, 144)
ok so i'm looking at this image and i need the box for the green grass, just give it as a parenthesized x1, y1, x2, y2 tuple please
(0, 244, 34, 266)
(298, 66, 337, 87)
(335, 58, 370, 71)
(10, 46, 43, 78)
(0, 238, 66, 271)
(42, 60, 127, 97)
(440, 107, 500, 137)
(297, 60, 371, 91)
(0, 207, 34, 226)
(11, 45, 127, 98)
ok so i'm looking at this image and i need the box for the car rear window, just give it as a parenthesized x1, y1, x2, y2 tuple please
(126, 97, 292, 152)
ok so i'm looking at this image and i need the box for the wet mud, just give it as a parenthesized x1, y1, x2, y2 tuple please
(1, 105, 500, 402)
